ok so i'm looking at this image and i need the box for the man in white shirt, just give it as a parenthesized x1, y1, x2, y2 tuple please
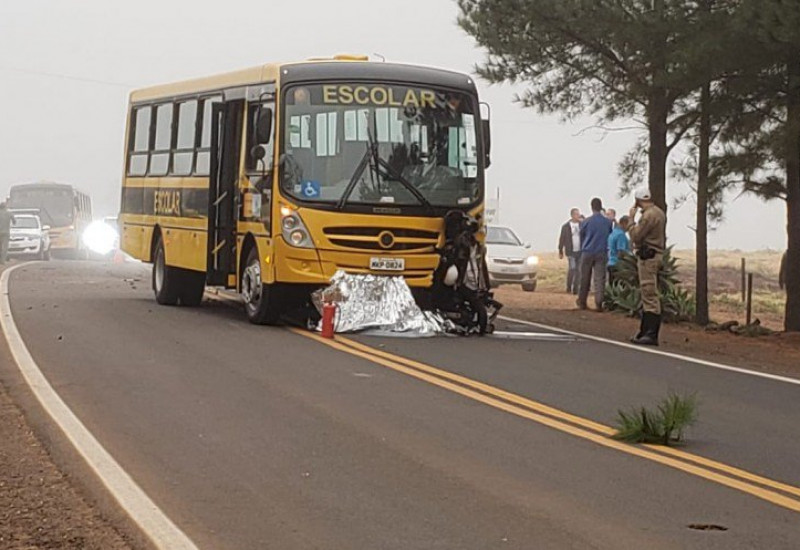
(558, 208, 582, 294)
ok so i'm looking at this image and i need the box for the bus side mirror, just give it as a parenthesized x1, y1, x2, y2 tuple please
(255, 107, 273, 145)
(481, 119, 491, 169)
(251, 145, 267, 162)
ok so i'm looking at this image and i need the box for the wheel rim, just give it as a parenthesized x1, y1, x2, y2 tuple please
(154, 247, 165, 292)
(242, 258, 262, 309)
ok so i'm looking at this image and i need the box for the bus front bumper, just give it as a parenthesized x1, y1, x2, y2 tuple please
(274, 239, 439, 288)
(48, 228, 79, 250)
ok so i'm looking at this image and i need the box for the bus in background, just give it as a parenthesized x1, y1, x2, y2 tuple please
(8, 182, 92, 258)
(119, 55, 490, 323)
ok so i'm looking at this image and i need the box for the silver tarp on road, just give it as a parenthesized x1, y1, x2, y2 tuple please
(312, 270, 447, 334)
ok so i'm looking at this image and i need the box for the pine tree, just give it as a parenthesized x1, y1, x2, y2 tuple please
(712, 0, 800, 331)
(457, 0, 718, 212)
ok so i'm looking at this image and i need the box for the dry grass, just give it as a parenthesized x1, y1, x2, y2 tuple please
(533, 249, 786, 329)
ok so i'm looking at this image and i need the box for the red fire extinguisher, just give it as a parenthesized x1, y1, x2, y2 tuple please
(321, 302, 337, 339)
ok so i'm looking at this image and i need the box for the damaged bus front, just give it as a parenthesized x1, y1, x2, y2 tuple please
(271, 62, 497, 330)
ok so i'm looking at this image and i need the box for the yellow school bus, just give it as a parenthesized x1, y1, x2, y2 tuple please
(9, 182, 92, 257)
(119, 55, 490, 323)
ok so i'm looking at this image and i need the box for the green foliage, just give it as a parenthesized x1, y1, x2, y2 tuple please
(603, 281, 641, 316)
(604, 247, 695, 322)
(661, 284, 697, 322)
(614, 393, 699, 446)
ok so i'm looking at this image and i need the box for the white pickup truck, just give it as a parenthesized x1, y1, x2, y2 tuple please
(9, 213, 51, 260)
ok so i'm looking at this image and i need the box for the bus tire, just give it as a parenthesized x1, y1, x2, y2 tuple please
(179, 270, 206, 307)
(152, 237, 180, 306)
(242, 246, 280, 325)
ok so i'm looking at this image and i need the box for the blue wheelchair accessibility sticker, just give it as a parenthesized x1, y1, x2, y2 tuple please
(301, 180, 321, 199)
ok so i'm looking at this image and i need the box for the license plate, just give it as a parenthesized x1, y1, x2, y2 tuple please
(370, 257, 405, 271)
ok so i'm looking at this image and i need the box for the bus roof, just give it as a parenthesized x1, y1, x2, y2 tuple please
(130, 58, 477, 103)
(10, 181, 88, 195)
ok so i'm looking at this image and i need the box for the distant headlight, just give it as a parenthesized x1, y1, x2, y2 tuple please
(82, 220, 119, 255)
(526, 255, 539, 266)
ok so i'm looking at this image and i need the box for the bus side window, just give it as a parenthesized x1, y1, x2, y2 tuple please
(174, 100, 198, 176)
(196, 96, 222, 176)
(149, 103, 173, 176)
(128, 106, 151, 176)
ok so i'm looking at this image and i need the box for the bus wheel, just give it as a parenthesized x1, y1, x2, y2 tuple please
(242, 247, 280, 325)
(152, 237, 180, 305)
(179, 270, 206, 307)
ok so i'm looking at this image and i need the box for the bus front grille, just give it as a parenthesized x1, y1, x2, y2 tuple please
(323, 227, 440, 252)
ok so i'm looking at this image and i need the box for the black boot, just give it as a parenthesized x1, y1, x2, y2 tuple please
(633, 312, 660, 346)
(631, 314, 646, 342)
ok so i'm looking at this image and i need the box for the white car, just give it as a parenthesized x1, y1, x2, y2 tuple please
(485, 225, 538, 292)
(9, 213, 51, 260)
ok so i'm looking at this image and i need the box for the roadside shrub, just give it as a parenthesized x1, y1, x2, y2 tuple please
(661, 284, 696, 322)
(602, 280, 640, 316)
(614, 393, 699, 446)
(605, 247, 695, 322)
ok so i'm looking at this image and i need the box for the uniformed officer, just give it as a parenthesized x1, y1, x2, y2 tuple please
(627, 187, 667, 346)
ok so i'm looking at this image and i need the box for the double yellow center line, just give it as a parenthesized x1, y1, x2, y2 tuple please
(291, 328, 800, 514)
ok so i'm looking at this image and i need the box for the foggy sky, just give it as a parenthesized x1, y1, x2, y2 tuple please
(0, 0, 787, 251)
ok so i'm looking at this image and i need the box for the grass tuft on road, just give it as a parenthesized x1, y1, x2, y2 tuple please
(614, 393, 699, 446)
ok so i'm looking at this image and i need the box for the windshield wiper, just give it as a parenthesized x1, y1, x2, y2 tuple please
(338, 120, 433, 212)
(336, 142, 374, 210)
(371, 148, 433, 212)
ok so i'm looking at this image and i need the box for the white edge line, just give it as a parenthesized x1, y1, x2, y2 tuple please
(498, 314, 800, 387)
(0, 263, 199, 550)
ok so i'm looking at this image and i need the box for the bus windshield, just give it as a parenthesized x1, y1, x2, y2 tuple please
(9, 187, 74, 227)
(281, 83, 480, 208)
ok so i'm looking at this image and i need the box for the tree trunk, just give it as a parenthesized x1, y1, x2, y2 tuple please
(647, 0, 669, 214)
(785, 60, 800, 332)
(696, 83, 711, 326)
(647, 93, 669, 213)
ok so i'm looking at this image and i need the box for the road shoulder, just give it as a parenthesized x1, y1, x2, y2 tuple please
(0, 325, 135, 548)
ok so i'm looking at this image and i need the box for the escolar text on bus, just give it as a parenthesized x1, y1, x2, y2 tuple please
(322, 85, 436, 108)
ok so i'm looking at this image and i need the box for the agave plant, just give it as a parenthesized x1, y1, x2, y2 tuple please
(661, 284, 696, 322)
(603, 280, 640, 315)
(611, 247, 680, 292)
(604, 246, 695, 323)
(614, 392, 699, 446)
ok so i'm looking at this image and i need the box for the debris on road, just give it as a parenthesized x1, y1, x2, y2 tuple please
(614, 392, 699, 446)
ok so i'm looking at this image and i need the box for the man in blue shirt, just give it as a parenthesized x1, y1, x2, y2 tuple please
(607, 215, 631, 282)
(578, 198, 613, 310)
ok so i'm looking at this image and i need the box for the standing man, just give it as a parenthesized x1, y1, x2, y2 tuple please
(628, 187, 667, 346)
(558, 208, 582, 294)
(607, 215, 631, 283)
(577, 198, 613, 310)
(0, 202, 15, 264)
(606, 208, 617, 228)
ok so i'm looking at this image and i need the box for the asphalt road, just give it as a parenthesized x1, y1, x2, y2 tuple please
(4, 260, 800, 549)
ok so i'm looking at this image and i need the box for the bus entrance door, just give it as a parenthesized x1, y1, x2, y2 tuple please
(207, 101, 243, 288)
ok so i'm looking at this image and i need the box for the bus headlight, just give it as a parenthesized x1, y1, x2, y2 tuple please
(281, 209, 313, 248)
(282, 216, 298, 231)
(290, 230, 307, 246)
